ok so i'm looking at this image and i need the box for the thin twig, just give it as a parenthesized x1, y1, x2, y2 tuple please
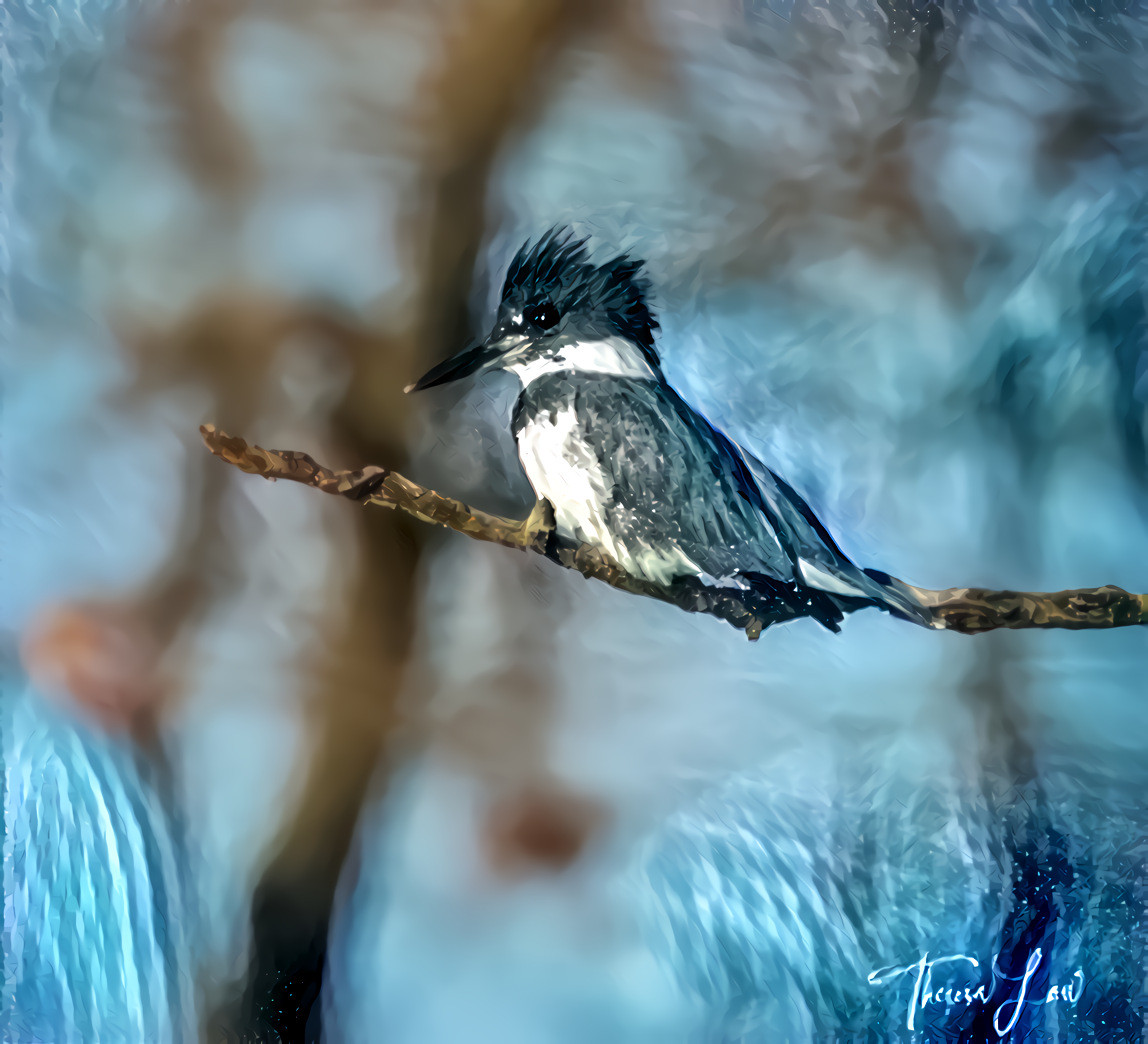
(200, 425, 1148, 639)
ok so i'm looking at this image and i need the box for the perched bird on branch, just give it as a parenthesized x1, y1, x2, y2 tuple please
(408, 227, 930, 632)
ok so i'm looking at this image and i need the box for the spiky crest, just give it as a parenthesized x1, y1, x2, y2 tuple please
(501, 226, 661, 365)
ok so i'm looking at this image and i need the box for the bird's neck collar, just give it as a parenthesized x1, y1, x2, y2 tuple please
(505, 334, 658, 387)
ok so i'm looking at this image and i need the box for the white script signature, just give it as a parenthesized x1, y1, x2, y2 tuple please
(868, 948, 1084, 1035)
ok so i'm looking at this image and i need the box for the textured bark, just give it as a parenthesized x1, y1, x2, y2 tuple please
(906, 583, 1148, 634)
(202, 425, 1148, 639)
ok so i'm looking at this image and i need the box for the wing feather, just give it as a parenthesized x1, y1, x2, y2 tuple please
(513, 372, 929, 626)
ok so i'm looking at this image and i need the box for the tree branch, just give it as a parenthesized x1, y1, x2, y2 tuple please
(200, 425, 1148, 639)
(903, 583, 1146, 634)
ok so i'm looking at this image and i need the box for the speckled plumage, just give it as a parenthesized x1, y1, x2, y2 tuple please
(416, 227, 927, 631)
(511, 369, 914, 631)
(502, 231, 929, 631)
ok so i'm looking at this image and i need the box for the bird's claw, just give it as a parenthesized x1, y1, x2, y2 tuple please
(519, 498, 556, 550)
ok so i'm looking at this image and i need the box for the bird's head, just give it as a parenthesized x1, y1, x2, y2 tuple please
(406, 227, 661, 392)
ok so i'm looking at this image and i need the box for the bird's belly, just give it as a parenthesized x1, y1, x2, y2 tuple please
(515, 408, 702, 585)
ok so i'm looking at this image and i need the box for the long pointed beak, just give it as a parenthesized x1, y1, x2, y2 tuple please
(404, 341, 500, 393)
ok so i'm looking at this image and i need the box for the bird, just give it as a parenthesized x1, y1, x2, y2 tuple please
(407, 227, 929, 633)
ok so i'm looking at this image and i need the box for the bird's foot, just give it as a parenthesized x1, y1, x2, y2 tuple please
(516, 498, 556, 552)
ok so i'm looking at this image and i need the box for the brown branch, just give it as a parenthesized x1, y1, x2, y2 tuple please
(200, 424, 555, 552)
(905, 583, 1147, 634)
(200, 425, 1148, 639)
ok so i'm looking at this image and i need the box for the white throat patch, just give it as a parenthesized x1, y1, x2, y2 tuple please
(504, 335, 657, 386)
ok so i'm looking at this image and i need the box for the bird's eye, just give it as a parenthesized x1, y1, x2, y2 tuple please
(525, 302, 560, 330)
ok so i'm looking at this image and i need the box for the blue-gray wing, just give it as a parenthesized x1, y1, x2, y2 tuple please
(513, 372, 928, 625)
(734, 437, 930, 623)
(514, 373, 798, 584)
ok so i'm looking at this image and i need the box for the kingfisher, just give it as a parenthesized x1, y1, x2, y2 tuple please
(407, 227, 928, 632)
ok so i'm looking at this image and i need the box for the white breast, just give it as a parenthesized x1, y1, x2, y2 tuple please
(515, 405, 703, 585)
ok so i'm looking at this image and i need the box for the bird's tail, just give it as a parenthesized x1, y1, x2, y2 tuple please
(737, 453, 935, 630)
(739, 567, 931, 634)
(824, 565, 935, 629)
